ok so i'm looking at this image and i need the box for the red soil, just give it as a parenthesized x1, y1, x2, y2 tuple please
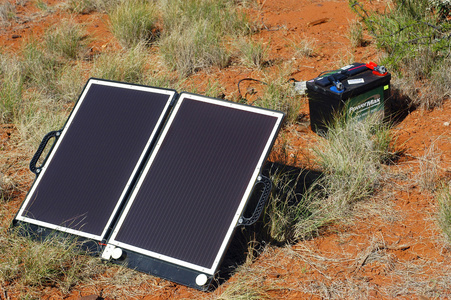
(1, 0, 450, 299)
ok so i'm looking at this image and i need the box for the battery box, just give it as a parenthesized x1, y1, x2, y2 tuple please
(306, 62, 391, 134)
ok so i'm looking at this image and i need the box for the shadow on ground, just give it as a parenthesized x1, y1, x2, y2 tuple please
(211, 162, 322, 289)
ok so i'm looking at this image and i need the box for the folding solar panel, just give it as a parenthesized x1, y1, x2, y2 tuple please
(14, 79, 176, 247)
(14, 79, 284, 290)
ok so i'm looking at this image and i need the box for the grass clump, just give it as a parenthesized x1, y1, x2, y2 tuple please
(158, 0, 252, 76)
(437, 181, 451, 242)
(264, 114, 392, 243)
(91, 44, 149, 83)
(417, 143, 441, 191)
(263, 166, 330, 243)
(159, 20, 229, 76)
(254, 67, 303, 126)
(21, 21, 88, 95)
(0, 54, 24, 123)
(348, 19, 364, 47)
(0, 229, 102, 296)
(44, 20, 89, 60)
(21, 39, 60, 93)
(351, 0, 451, 108)
(235, 37, 268, 69)
(109, 0, 158, 48)
(290, 37, 315, 58)
(314, 114, 390, 210)
(0, 2, 15, 26)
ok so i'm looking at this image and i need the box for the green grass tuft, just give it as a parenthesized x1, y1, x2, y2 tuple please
(235, 37, 268, 69)
(158, 0, 252, 76)
(44, 20, 89, 60)
(0, 54, 24, 123)
(91, 44, 149, 83)
(314, 114, 390, 210)
(109, 0, 158, 48)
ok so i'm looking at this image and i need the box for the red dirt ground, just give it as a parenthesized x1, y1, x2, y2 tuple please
(1, 0, 450, 299)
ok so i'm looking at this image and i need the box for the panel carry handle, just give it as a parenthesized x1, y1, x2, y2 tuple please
(238, 175, 272, 226)
(30, 130, 61, 175)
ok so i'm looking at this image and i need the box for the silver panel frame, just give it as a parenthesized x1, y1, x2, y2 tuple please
(15, 79, 177, 242)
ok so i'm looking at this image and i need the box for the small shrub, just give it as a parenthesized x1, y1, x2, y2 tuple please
(109, 0, 158, 48)
(352, 0, 451, 108)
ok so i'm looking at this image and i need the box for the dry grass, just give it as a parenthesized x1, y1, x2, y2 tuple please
(0, 225, 104, 298)
(289, 36, 316, 58)
(313, 114, 391, 211)
(108, 0, 158, 48)
(416, 142, 441, 191)
(381, 259, 451, 298)
(158, 0, 251, 76)
(437, 181, 451, 242)
(67, 0, 120, 14)
(235, 37, 269, 69)
(0, 2, 14, 26)
(0, 53, 23, 124)
(255, 66, 304, 125)
(90, 44, 149, 83)
(348, 19, 364, 48)
(44, 19, 89, 60)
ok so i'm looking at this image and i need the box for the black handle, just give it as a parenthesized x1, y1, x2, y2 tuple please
(238, 175, 272, 226)
(30, 130, 61, 175)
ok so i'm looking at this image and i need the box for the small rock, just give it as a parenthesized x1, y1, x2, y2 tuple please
(444, 122, 450, 126)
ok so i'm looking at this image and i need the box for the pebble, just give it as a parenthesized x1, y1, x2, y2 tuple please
(444, 122, 450, 126)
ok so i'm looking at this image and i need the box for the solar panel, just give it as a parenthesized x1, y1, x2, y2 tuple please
(102, 93, 284, 289)
(14, 79, 176, 244)
(14, 80, 284, 290)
